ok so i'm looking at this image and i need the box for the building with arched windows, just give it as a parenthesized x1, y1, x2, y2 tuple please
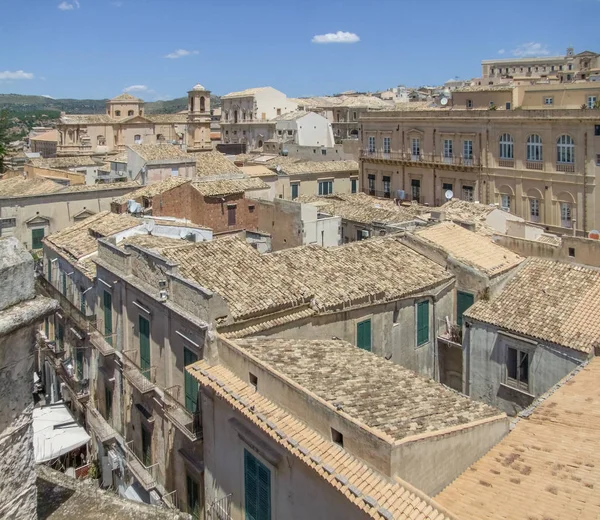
(359, 109, 600, 235)
(56, 85, 212, 157)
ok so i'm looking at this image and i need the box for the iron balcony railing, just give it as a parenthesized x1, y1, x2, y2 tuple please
(125, 440, 159, 491)
(122, 349, 156, 394)
(207, 494, 233, 520)
(89, 330, 116, 357)
(360, 149, 481, 167)
(163, 386, 203, 442)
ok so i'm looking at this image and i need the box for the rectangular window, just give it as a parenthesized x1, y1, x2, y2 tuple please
(530, 198, 540, 219)
(411, 138, 420, 158)
(291, 183, 299, 200)
(442, 183, 453, 194)
(351, 178, 357, 194)
(544, 97, 553, 105)
(416, 300, 429, 346)
(32, 228, 44, 250)
(501, 194, 511, 212)
(76, 347, 84, 380)
(367, 174, 375, 195)
(171, 167, 179, 177)
(383, 137, 391, 154)
(382, 176, 391, 198)
(595, 125, 600, 137)
(139, 315, 151, 378)
(105, 385, 113, 422)
(244, 450, 271, 520)
(596, 154, 600, 166)
(505, 102, 511, 110)
(187, 473, 201, 519)
(321, 149, 327, 155)
(356, 319, 372, 351)
(443, 139, 453, 158)
(506, 347, 529, 391)
(588, 96, 597, 109)
(57, 323, 64, 351)
(47, 261, 52, 283)
(318, 180, 333, 196)
(463, 140, 473, 160)
(61, 271, 67, 296)
(103, 291, 113, 346)
(560, 202, 572, 228)
(184, 347, 199, 413)
(466, 99, 473, 109)
(141, 425, 152, 467)
(368, 136, 375, 153)
(457, 291, 474, 327)
(228, 205, 237, 226)
(80, 290, 86, 315)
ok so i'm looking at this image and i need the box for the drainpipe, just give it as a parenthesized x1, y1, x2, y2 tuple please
(583, 131, 588, 234)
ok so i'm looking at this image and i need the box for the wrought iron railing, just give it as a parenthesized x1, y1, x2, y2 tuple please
(207, 494, 233, 520)
(86, 407, 117, 443)
(360, 149, 481, 167)
(122, 349, 156, 394)
(125, 440, 159, 490)
(163, 386, 203, 442)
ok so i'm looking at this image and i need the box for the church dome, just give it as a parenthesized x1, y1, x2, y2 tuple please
(192, 83, 205, 91)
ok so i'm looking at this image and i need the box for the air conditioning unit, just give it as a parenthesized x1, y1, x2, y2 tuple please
(107, 449, 119, 471)
(361, 229, 370, 238)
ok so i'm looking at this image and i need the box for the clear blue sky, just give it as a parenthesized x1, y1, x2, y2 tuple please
(1, 0, 599, 100)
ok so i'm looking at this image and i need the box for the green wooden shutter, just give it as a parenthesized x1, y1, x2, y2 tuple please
(80, 291, 86, 315)
(139, 316, 151, 377)
(103, 291, 113, 346)
(32, 228, 44, 250)
(417, 301, 429, 346)
(291, 184, 299, 199)
(356, 319, 372, 351)
(457, 291, 475, 327)
(184, 347, 199, 413)
(244, 450, 271, 520)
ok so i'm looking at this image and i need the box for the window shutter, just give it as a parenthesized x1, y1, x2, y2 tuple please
(456, 292, 474, 327)
(184, 348, 199, 412)
(417, 301, 429, 345)
(244, 450, 259, 520)
(257, 463, 271, 520)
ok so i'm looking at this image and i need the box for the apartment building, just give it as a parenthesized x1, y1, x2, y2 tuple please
(481, 47, 600, 83)
(463, 258, 599, 415)
(262, 110, 335, 154)
(0, 176, 139, 250)
(29, 129, 58, 158)
(38, 212, 213, 514)
(220, 87, 298, 151)
(57, 84, 212, 157)
(360, 109, 600, 235)
(187, 336, 508, 519)
(126, 144, 197, 184)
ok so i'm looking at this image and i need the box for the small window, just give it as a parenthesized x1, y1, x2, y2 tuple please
(277, 108, 281, 116)
(134, 134, 142, 144)
(505, 102, 511, 110)
(331, 428, 343, 447)
(128, 110, 134, 116)
(351, 178, 357, 194)
(31, 228, 45, 250)
(318, 180, 333, 196)
(506, 347, 529, 392)
(249, 372, 258, 388)
(568, 247, 576, 257)
(171, 167, 179, 177)
(115, 110, 121, 116)
(277, 130, 283, 135)
(248, 204, 255, 213)
(596, 154, 600, 166)
(466, 99, 473, 109)
(321, 149, 327, 155)
(287, 130, 293, 136)
(501, 194, 511, 212)
(595, 125, 600, 137)
(416, 300, 429, 346)
(227, 205, 237, 226)
(544, 97, 554, 105)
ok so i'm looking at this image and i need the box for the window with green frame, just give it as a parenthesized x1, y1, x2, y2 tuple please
(186, 473, 201, 519)
(416, 300, 429, 346)
(184, 347, 199, 413)
(356, 319, 372, 351)
(457, 291, 475, 327)
(244, 449, 271, 520)
(31, 228, 44, 250)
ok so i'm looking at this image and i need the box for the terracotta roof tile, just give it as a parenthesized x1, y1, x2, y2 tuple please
(127, 144, 194, 162)
(437, 358, 600, 520)
(191, 176, 268, 197)
(28, 156, 99, 169)
(188, 358, 458, 520)
(279, 160, 358, 175)
(415, 222, 524, 276)
(112, 177, 190, 204)
(191, 151, 242, 177)
(0, 176, 63, 197)
(465, 258, 600, 353)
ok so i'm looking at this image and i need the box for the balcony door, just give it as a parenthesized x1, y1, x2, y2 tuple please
(139, 316, 151, 377)
(141, 425, 152, 467)
(103, 291, 113, 346)
(184, 347, 199, 413)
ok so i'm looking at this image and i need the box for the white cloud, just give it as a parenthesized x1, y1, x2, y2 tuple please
(123, 84, 148, 92)
(512, 42, 550, 57)
(311, 31, 360, 44)
(0, 70, 34, 80)
(164, 49, 199, 59)
(498, 49, 505, 55)
(58, 0, 79, 10)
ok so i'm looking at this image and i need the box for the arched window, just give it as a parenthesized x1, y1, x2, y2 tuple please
(526, 134, 543, 161)
(556, 135, 574, 163)
(156, 134, 165, 142)
(499, 133, 514, 159)
(190, 96, 195, 112)
(128, 110, 134, 116)
(97, 135, 106, 146)
(200, 96, 205, 111)
(115, 110, 121, 116)
(134, 134, 142, 144)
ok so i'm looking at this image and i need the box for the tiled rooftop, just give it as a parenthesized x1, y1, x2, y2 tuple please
(234, 337, 503, 441)
(239, 165, 275, 177)
(221, 86, 273, 98)
(160, 236, 311, 321)
(30, 129, 59, 142)
(112, 177, 190, 204)
(44, 211, 140, 278)
(438, 199, 496, 236)
(191, 176, 268, 197)
(0, 176, 63, 197)
(278, 160, 359, 175)
(60, 114, 114, 125)
(110, 92, 142, 102)
(465, 258, 600, 353)
(118, 234, 192, 253)
(453, 84, 514, 92)
(145, 114, 188, 124)
(191, 151, 242, 177)
(299, 193, 423, 226)
(62, 181, 139, 193)
(29, 156, 99, 169)
(436, 358, 600, 520)
(273, 237, 452, 312)
(127, 144, 194, 163)
(188, 358, 458, 520)
(113, 177, 190, 204)
(536, 233, 562, 246)
(414, 222, 524, 276)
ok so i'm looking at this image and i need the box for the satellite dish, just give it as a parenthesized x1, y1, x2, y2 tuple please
(445, 190, 454, 200)
(144, 219, 156, 234)
(440, 97, 449, 106)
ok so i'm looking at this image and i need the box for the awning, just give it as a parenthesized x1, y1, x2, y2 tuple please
(33, 402, 91, 463)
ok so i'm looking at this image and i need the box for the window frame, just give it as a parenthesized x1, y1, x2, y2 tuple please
(368, 136, 376, 153)
(31, 227, 45, 250)
(462, 139, 473, 160)
(416, 300, 430, 347)
(529, 198, 540, 219)
(443, 139, 453, 158)
(499, 133, 514, 160)
(556, 135, 574, 164)
(383, 136, 391, 154)
(505, 346, 530, 392)
(244, 449, 272, 520)
(501, 194, 511, 212)
(411, 137, 420, 158)
(318, 179, 333, 196)
(526, 134, 543, 162)
(356, 318, 372, 351)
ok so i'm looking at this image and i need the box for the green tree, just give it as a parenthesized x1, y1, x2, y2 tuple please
(0, 109, 9, 173)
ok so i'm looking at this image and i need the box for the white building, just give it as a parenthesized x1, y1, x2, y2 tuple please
(273, 111, 334, 148)
(220, 87, 298, 151)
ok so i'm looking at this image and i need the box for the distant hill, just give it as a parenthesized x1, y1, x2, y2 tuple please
(0, 94, 221, 115)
